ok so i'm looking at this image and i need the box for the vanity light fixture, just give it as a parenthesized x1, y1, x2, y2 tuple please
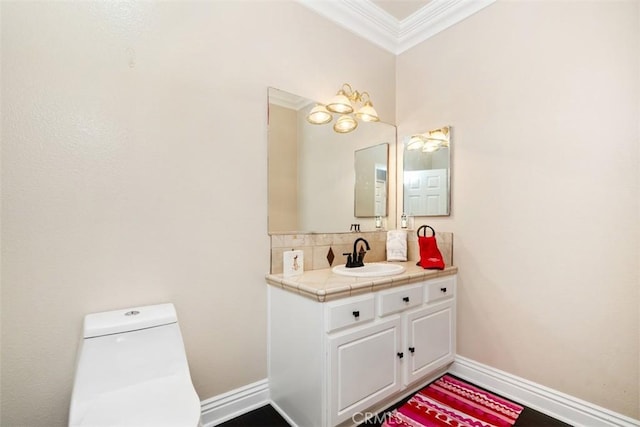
(305, 83, 380, 133)
(334, 114, 358, 133)
(407, 126, 450, 152)
(326, 87, 354, 114)
(307, 104, 333, 124)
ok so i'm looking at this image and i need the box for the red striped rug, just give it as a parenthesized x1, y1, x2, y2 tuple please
(382, 375, 524, 427)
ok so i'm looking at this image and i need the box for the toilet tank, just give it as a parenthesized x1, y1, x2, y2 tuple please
(71, 303, 195, 404)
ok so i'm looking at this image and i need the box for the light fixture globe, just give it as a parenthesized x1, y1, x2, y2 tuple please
(422, 141, 441, 152)
(407, 134, 427, 150)
(333, 114, 358, 133)
(326, 90, 354, 114)
(306, 104, 332, 125)
(428, 129, 449, 146)
(355, 101, 379, 122)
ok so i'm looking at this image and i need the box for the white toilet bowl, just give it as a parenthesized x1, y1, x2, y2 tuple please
(69, 303, 202, 427)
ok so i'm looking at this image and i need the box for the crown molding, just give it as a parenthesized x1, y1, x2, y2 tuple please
(397, 0, 496, 53)
(297, 0, 496, 55)
(298, 0, 399, 53)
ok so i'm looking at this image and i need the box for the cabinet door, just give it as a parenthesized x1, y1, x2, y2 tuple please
(404, 301, 455, 385)
(328, 317, 402, 426)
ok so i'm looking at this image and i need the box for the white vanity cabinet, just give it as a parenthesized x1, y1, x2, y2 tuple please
(268, 275, 456, 427)
(377, 278, 456, 389)
(328, 316, 402, 425)
(403, 301, 455, 384)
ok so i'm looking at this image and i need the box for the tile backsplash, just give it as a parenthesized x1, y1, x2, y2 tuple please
(270, 230, 453, 274)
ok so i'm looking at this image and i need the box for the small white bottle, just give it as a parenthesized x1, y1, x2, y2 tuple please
(375, 216, 382, 228)
(401, 213, 407, 229)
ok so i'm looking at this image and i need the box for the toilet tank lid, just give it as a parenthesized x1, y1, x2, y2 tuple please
(83, 303, 177, 338)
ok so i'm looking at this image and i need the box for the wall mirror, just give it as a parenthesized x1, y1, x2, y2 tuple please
(268, 87, 396, 233)
(403, 126, 451, 216)
(354, 143, 388, 217)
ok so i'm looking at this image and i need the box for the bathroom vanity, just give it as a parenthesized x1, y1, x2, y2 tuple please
(266, 263, 457, 427)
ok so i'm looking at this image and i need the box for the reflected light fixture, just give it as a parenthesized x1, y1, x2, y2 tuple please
(305, 83, 380, 133)
(407, 126, 450, 152)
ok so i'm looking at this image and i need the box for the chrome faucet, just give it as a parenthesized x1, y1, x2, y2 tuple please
(343, 237, 370, 268)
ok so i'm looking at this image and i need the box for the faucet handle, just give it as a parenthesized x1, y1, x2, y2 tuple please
(343, 253, 353, 268)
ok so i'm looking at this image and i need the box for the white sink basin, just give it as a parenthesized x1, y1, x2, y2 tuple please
(332, 263, 406, 278)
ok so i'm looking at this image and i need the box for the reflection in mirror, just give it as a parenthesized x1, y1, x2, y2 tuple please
(354, 143, 388, 217)
(403, 126, 451, 216)
(268, 87, 396, 233)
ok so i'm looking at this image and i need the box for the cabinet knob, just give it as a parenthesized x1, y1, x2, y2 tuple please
(352, 310, 360, 319)
(409, 347, 415, 354)
(440, 287, 447, 293)
(397, 352, 404, 359)
(402, 296, 410, 303)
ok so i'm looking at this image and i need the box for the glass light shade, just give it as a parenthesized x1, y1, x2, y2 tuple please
(306, 104, 332, 125)
(326, 91, 354, 114)
(333, 114, 358, 133)
(355, 101, 379, 122)
(428, 129, 449, 146)
(422, 140, 441, 152)
(407, 134, 426, 150)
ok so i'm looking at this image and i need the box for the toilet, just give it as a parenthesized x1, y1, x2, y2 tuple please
(69, 303, 202, 427)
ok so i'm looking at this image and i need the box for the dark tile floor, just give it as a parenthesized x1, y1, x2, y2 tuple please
(217, 404, 288, 426)
(217, 377, 572, 427)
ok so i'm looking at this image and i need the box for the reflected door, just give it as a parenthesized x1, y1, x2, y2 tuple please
(374, 167, 387, 216)
(404, 169, 447, 215)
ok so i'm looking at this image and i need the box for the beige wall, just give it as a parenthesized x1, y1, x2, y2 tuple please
(3, 0, 639, 424)
(299, 118, 396, 232)
(0, 2, 395, 425)
(397, 0, 639, 418)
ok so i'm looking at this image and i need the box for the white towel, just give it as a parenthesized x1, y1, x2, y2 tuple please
(386, 230, 407, 262)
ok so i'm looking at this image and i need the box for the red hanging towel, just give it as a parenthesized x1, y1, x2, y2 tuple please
(416, 225, 445, 270)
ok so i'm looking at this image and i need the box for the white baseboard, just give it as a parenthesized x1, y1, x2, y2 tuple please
(199, 358, 639, 427)
(449, 355, 640, 427)
(200, 379, 270, 427)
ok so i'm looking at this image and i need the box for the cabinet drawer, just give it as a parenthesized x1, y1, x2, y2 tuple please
(378, 284, 423, 317)
(424, 277, 455, 303)
(326, 295, 375, 332)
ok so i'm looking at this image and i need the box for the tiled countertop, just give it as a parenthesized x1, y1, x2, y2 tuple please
(265, 262, 458, 302)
